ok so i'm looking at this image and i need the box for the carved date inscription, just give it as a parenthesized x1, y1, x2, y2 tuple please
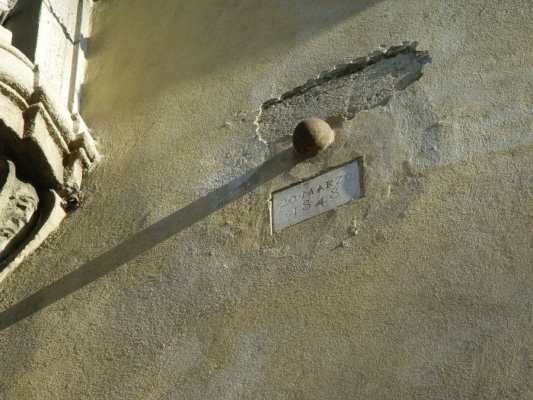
(272, 160, 362, 231)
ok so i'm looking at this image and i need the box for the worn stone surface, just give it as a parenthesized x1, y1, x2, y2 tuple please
(35, 0, 82, 109)
(0, 0, 533, 399)
(257, 43, 430, 145)
(272, 160, 362, 231)
(0, 0, 99, 279)
(0, 159, 38, 256)
(0, 25, 11, 42)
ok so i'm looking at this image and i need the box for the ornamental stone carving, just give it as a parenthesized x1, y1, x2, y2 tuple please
(0, 159, 39, 255)
(0, 0, 99, 281)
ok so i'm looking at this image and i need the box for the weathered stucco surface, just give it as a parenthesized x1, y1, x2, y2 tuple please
(1, 0, 533, 398)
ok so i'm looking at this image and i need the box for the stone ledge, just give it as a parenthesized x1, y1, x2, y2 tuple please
(0, 37, 100, 198)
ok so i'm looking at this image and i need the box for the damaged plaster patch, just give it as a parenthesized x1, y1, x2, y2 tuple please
(195, 43, 432, 204)
(256, 42, 431, 145)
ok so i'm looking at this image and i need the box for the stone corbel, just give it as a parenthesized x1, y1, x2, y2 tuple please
(0, 22, 100, 281)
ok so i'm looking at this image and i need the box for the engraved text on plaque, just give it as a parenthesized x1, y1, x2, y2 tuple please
(272, 160, 362, 231)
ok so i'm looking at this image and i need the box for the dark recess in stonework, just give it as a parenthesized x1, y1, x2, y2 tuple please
(4, 0, 41, 61)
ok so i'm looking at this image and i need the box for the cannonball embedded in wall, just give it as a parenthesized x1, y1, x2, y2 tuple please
(292, 118, 335, 157)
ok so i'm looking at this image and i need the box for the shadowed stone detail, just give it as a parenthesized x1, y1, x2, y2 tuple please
(0, 0, 17, 25)
(0, 2, 98, 280)
(257, 42, 431, 144)
(0, 158, 38, 255)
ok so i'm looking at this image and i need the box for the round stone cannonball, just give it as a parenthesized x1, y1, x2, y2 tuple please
(292, 118, 335, 157)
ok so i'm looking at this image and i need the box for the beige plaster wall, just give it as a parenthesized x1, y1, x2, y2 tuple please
(1, 0, 532, 399)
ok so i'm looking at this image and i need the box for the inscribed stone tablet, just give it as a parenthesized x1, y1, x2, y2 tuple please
(272, 160, 362, 231)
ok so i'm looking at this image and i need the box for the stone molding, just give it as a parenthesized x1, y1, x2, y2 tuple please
(0, 23, 99, 281)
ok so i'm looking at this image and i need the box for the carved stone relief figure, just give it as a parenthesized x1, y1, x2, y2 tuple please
(0, 158, 38, 257)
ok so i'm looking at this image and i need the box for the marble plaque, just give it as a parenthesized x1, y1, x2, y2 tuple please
(272, 160, 362, 231)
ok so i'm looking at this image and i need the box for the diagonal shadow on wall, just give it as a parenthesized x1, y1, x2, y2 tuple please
(0, 41, 433, 331)
(0, 148, 301, 331)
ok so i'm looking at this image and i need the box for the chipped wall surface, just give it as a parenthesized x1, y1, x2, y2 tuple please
(1, 0, 533, 399)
